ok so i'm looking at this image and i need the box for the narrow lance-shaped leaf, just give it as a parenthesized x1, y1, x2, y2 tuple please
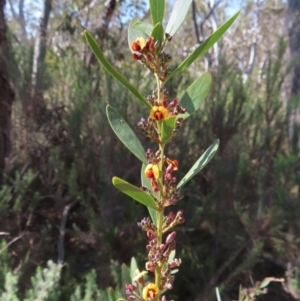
(84, 30, 149, 108)
(161, 116, 176, 145)
(149, 0, 165, 26)
(178, 72, 211, 119)
(128, 18, 153, 50)
(121, 264, 131, 287)
(112, 177, 157, 210)
(166, 0, 193, 37)
(141, 164, 158, 224)
(106, 105, 147, 164)
(130, 257, 139, 281)
(177, 140, 219, 189)
(166, 11, 240, 82)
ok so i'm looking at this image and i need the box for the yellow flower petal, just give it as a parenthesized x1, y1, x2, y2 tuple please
(137, 37, 147, 50)
(142, 283, 159, 300)
(158, 106, 168, 119)
(152, 165, 160, 179)
(150, 106, 169, 121)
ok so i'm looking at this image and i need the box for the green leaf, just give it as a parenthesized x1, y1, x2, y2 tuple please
(151, 22, 164, 53)
(84, 30, 149, 108)
(106, 105, 147, 164)
(112, 177, 157, 210)
(177, 140, 219, 189)
(128, 18, 152, 50)
(178, 72, 211, 119)
(141, 164, 158, 224)
(150, 0, 165, 25)
(121, 264, 131, 286)
(167, 250, 176, 263)
(161, 116, 176, 145)
(167, 11, 240, 81)
(165, 0, 193, 37)
(130, 257, 139, 281)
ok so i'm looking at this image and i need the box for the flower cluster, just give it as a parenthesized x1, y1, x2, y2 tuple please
(131, 35, 172, 82)
(137, 88, 186, 144)
(124, 34, 186, 301)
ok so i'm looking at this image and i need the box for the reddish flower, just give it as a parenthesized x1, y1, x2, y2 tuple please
(145, 164, 159, 179)
(131, 37, 147, 52)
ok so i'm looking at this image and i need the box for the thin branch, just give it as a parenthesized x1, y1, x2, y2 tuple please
(57, 200, 78, 264)
(0, 233, 27, 254)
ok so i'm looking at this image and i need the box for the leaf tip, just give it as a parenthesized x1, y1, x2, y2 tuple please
(112, 176, 118, 184)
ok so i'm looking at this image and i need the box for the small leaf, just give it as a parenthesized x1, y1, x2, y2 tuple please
(150, 0, 165, 25)
(132, 21, 153, 36)
(106, 106, 147, 164)
(130, 257, 139, 281)
(151, 22, 164, 53)
(167, 250, 176, 263)
(177, 140, 219, 189)
(113, 177, 157, 210)
(128, 18, 151, 51)
(84, 30, 149, 108)
(141, 164, 158, 224)
(178, 72, 211, 119)
(166, 11, 240, 81)
(121, 264, 131, 286)
(161, 116, 176, 145)
(166, 0, 193, 37)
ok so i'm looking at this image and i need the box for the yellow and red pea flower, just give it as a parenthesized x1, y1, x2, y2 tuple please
(145, 163, 160, 179)
(131, 37, 147, 52)
(142, 283, 159, 300)
(166, 158, 179, 170)
(131, 37, 155, 53)
(150, 106, 169, 121)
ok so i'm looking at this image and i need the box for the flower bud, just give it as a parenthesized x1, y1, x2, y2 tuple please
(155, 150, 161, 157)
(132, 53, 142, 60)
(153, 186, 159, 193)
(131, 41, 141, 52)
(147, 231, 156, 240)
(146, 261, 154, 272)
(168, 212, 175, 220)
(160, 244, 166, 250)
(168, 98, 178, 108)
(169, 258, 182, 268)
(154, 40, 160, 49)
(161, 98, 168, 107)
(146, 54, 154, 61)
(166, 164, 174, 174)
(166, 231, 176, 244)
(165, 173, 172, 181)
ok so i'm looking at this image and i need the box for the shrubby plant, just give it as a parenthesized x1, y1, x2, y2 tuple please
(85, 1, 239, 300)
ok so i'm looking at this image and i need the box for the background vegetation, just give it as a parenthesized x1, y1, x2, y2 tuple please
(1, 0, 300, 300)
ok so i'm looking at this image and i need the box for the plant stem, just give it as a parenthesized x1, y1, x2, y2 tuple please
(155, 74, 164, 300)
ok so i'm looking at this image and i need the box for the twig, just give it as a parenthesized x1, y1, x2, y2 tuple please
(0, 233, 27, 254)
(57, 200, 78, 264)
